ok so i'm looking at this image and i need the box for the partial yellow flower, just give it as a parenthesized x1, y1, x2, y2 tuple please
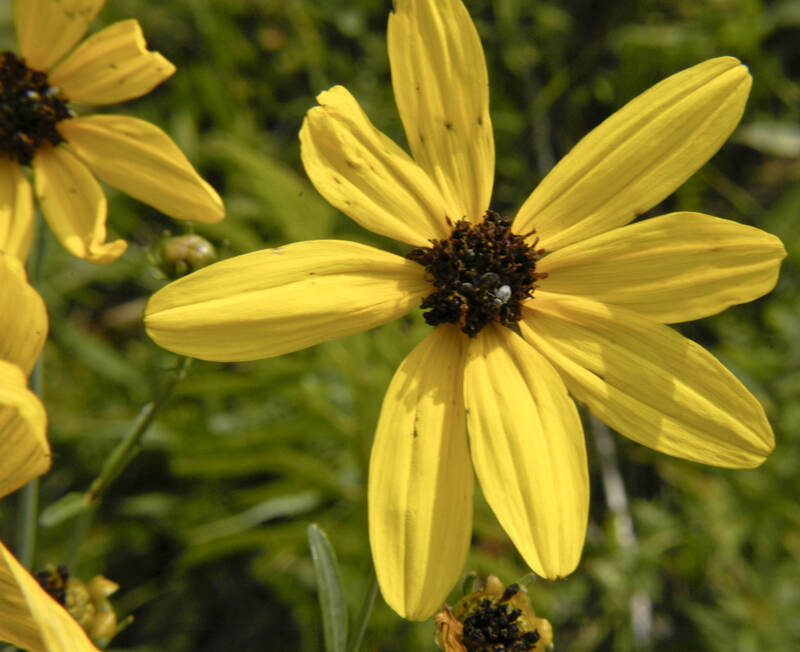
(144, 0, 785, 620)
(0, 541, 100, 652)
(2, 0, 224, 265)
(0, 248, 49, 498)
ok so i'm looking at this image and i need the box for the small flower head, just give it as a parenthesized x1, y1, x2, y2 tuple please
(435, 575, 553, 652)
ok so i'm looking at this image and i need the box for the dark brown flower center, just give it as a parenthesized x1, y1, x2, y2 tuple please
(406, 210, 546, 337)
(0, 50, 71, 166)
(35, 563, 70, 605)
(460, 584, 541, 652)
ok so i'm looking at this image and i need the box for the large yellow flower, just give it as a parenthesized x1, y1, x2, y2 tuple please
(1, 0, 224, 264)
(144, 0, 785, 620)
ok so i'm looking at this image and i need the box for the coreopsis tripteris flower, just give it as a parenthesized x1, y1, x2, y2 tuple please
(144, 0, 786, 620)
(1, 0, 224, 264)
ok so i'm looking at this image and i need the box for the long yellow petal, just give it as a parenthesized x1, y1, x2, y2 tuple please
(145, 240, 429, 361)
(49, 19, 175, 105)
(0, 361, 49, 499)
(369, 325, 472, 621)
(300, 86, 451, 246)
(539, 212, 786, 323)
(522, 293, 774, 468)
(388, 0, 494, 222)
(32, 146, 126, 265)
(0, 539, 99, 652)
(0, 254, 48, 375)
(59, 115, 224, 223)
(463, 325, 588, 579)
(0, 159, 34, 264)
(514, 58, 751, 251)
(14, 0, 105, 71)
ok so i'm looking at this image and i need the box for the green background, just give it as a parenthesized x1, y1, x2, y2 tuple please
(1, 0, 799, 649)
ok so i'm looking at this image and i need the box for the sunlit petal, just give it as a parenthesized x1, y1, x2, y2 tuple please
(464, 325, 588, 578)
(0, 360, 49, 500)
(522, 293, 774, 468)
(15, 0, 105, 71)
(49, 19, 175, 105)
(539, 212, 786, 323)
(0, 159, 34, 264)
(145, 240, 429, 361)
(60, 115, 224, 223)
(0, 539, 99, 652)
(388, 0, 494, 222)
(369, 325, 471, 621)
(515, 58, 751, 251)
(300, 86, 451, 246)
(32, 146, 126, 265)
(0, 253, 48, 375)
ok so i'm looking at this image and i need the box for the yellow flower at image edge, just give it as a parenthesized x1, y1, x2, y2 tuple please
(0, 541, 101, 652)
(1, 0, 224, 265)
(145, 0, 786, 621)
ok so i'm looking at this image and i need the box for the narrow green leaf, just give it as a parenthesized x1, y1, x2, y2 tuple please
(38, 491, 91, 527)
(308, 524, 348, 652)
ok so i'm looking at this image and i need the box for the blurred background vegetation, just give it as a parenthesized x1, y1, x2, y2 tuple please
(2, 0, 800, 649)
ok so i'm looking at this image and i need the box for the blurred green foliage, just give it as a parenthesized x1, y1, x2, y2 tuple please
(1, 0, 799, 650)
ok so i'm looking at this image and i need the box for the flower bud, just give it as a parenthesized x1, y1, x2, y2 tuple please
(159, 234, 216, 278)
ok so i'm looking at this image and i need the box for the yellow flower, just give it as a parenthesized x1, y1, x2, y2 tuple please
(0, 233, 49, 496)
(144, 0, 785, 620)
(0, 542, 102, 652)
(2, 0, 224, 264)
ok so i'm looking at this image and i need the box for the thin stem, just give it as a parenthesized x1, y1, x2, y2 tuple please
(349, 564, 378, 652)
(87, 356, 191, 503)
(589, 414, 653, 648)
(65, 356, 191, 566)
(15, 215, 47, 569)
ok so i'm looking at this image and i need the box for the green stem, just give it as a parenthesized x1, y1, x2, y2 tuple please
(88, 356, 191, 502)
(15, 215, 47, 569)
(66, 356, 191, 565)
(349, 565, 378, 652)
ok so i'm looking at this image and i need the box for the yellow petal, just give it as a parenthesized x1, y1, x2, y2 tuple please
(0, 539, 100, 652)
(388, 0, 494, 222)
(0, 253, 48, 375)
(0, 159, 34, 264)
(463, 325, 588, 579)
(514, 57, 751, 251)
(145, 240, 429, 361)
(59, 115, 224, 223)
(0, 360, 49, 499)
(49, 19, 175, 105)
(32, 146, 126, 265)
(539, 212, 786, 323)
(369, 325, 472, 621)
(300, 86, 451, 246)
(522, 293, 774, 468)
(14, 0, 105, 71)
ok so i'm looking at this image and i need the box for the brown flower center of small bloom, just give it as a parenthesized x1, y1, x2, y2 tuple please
(406, 210, 546, 337)
(35, 563, 71, 605)
(0, 50, 71, 166)
(460, 584, 541, 652)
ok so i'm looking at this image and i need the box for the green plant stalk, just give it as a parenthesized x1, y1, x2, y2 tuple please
(349, 565, 378, 652)
(65, 356, 191, 565)
(88, 357, 191, 502)
(15, 215, 47, 569)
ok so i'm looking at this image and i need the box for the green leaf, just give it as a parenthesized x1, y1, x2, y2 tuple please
(38, 491, 91, 527)
(308, 523, 348, 652)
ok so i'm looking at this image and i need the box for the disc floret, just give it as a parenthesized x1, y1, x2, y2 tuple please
(407, 210, 546, 337)
(0, 50, 72, 166)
